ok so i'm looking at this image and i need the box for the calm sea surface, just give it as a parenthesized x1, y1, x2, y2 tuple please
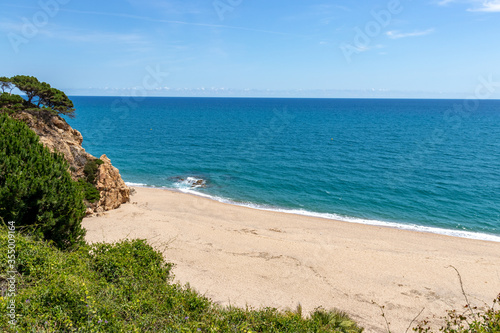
(67, 97, 500, 241)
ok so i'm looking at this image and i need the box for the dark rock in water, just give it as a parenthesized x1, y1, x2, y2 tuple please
(170, 176, 207, 188)
(192, 179, 205, 187)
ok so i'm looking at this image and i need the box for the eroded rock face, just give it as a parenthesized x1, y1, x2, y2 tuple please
(13, 109, 88, 179)
(95, 154, 130, 212)
(12, 109, 130, 215)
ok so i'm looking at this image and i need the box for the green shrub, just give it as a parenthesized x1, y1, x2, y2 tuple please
(89, 239, 173, 283)
(77, 158, 104, 203)
(75, 179, 101, 203)
(84, 158, 104, 184)
(0, 113, 86, 249)
(0, 229, 364, 332)
(0, 93, 25, 112)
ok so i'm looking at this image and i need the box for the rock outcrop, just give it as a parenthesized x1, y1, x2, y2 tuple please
(95, 154, 130, 212)
(13, 109, 88, 179)
(12, 109, 130, 215)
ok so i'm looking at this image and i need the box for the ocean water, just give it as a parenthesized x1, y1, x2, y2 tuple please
(67, 97, 500, 241)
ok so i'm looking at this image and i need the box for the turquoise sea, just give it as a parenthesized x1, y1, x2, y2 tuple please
(67, 97, 500, 242)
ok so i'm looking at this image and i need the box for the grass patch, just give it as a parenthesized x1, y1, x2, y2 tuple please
(0, 228, 363, 332)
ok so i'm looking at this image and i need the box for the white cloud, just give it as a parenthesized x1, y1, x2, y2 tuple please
(386, 29, 435, 39)
(469, 0, 500, 11)
(437, 0, 500, 12)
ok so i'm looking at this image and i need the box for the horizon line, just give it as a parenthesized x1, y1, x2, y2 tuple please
(64, 94, 500, 101)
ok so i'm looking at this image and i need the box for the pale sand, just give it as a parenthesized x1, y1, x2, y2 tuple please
(83, 187, 500, 332)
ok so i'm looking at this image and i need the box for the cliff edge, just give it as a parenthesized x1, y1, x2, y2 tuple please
(13, 109, 130, 215)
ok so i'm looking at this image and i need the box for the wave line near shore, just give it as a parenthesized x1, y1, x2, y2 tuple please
(125, 182, 500, 243)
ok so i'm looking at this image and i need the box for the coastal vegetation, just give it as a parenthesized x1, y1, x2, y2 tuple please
(415, 299, 500, 332)
(72, 159, 104, 204)
(0, 92, 25, 112)
(0, 76, 75, 117)
(1, 75, 103, 208)
(0, 113, 86, 250)
(75, 179, 101, 204)
(84, 158, 104, 185)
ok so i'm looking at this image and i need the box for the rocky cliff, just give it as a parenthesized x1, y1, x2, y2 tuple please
(95, 154, 130, 213)
(12, 109, 130, 215)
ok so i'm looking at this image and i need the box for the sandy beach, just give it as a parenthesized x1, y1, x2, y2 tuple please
(83, 187, 500, 332)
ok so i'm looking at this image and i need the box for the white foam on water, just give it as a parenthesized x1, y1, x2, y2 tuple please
(129, 183, 500, 243)
(125, 182, 149, 187)
(173, 177, 207, 190)
(182, 189, 500, 243)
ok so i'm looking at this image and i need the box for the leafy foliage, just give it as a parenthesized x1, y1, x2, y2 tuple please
(75, 179, 101, 203)
(0, 230, 364, 332)
(40, 86, 75, 116)
(0, 93, 25, 112)
(9, 75, 75, 117)
(10, 75, 41, 104)
(84, 158, 104, 184)
(77, 158, 104, 203)
(0, 113, 86, 249)
(0, 77, 14, 94)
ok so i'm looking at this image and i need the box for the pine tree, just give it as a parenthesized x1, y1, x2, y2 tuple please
(0, 113, 86, 249)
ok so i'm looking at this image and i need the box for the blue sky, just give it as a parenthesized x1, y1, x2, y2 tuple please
(1, 0, 500, 98)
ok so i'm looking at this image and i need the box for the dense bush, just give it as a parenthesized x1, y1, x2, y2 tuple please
(75, 179, 101, 203)
(0, 113, 86, 249)
(0, 93, 25, 112)
(84, 158, 104, 184)
(0, 229, 364, 332)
